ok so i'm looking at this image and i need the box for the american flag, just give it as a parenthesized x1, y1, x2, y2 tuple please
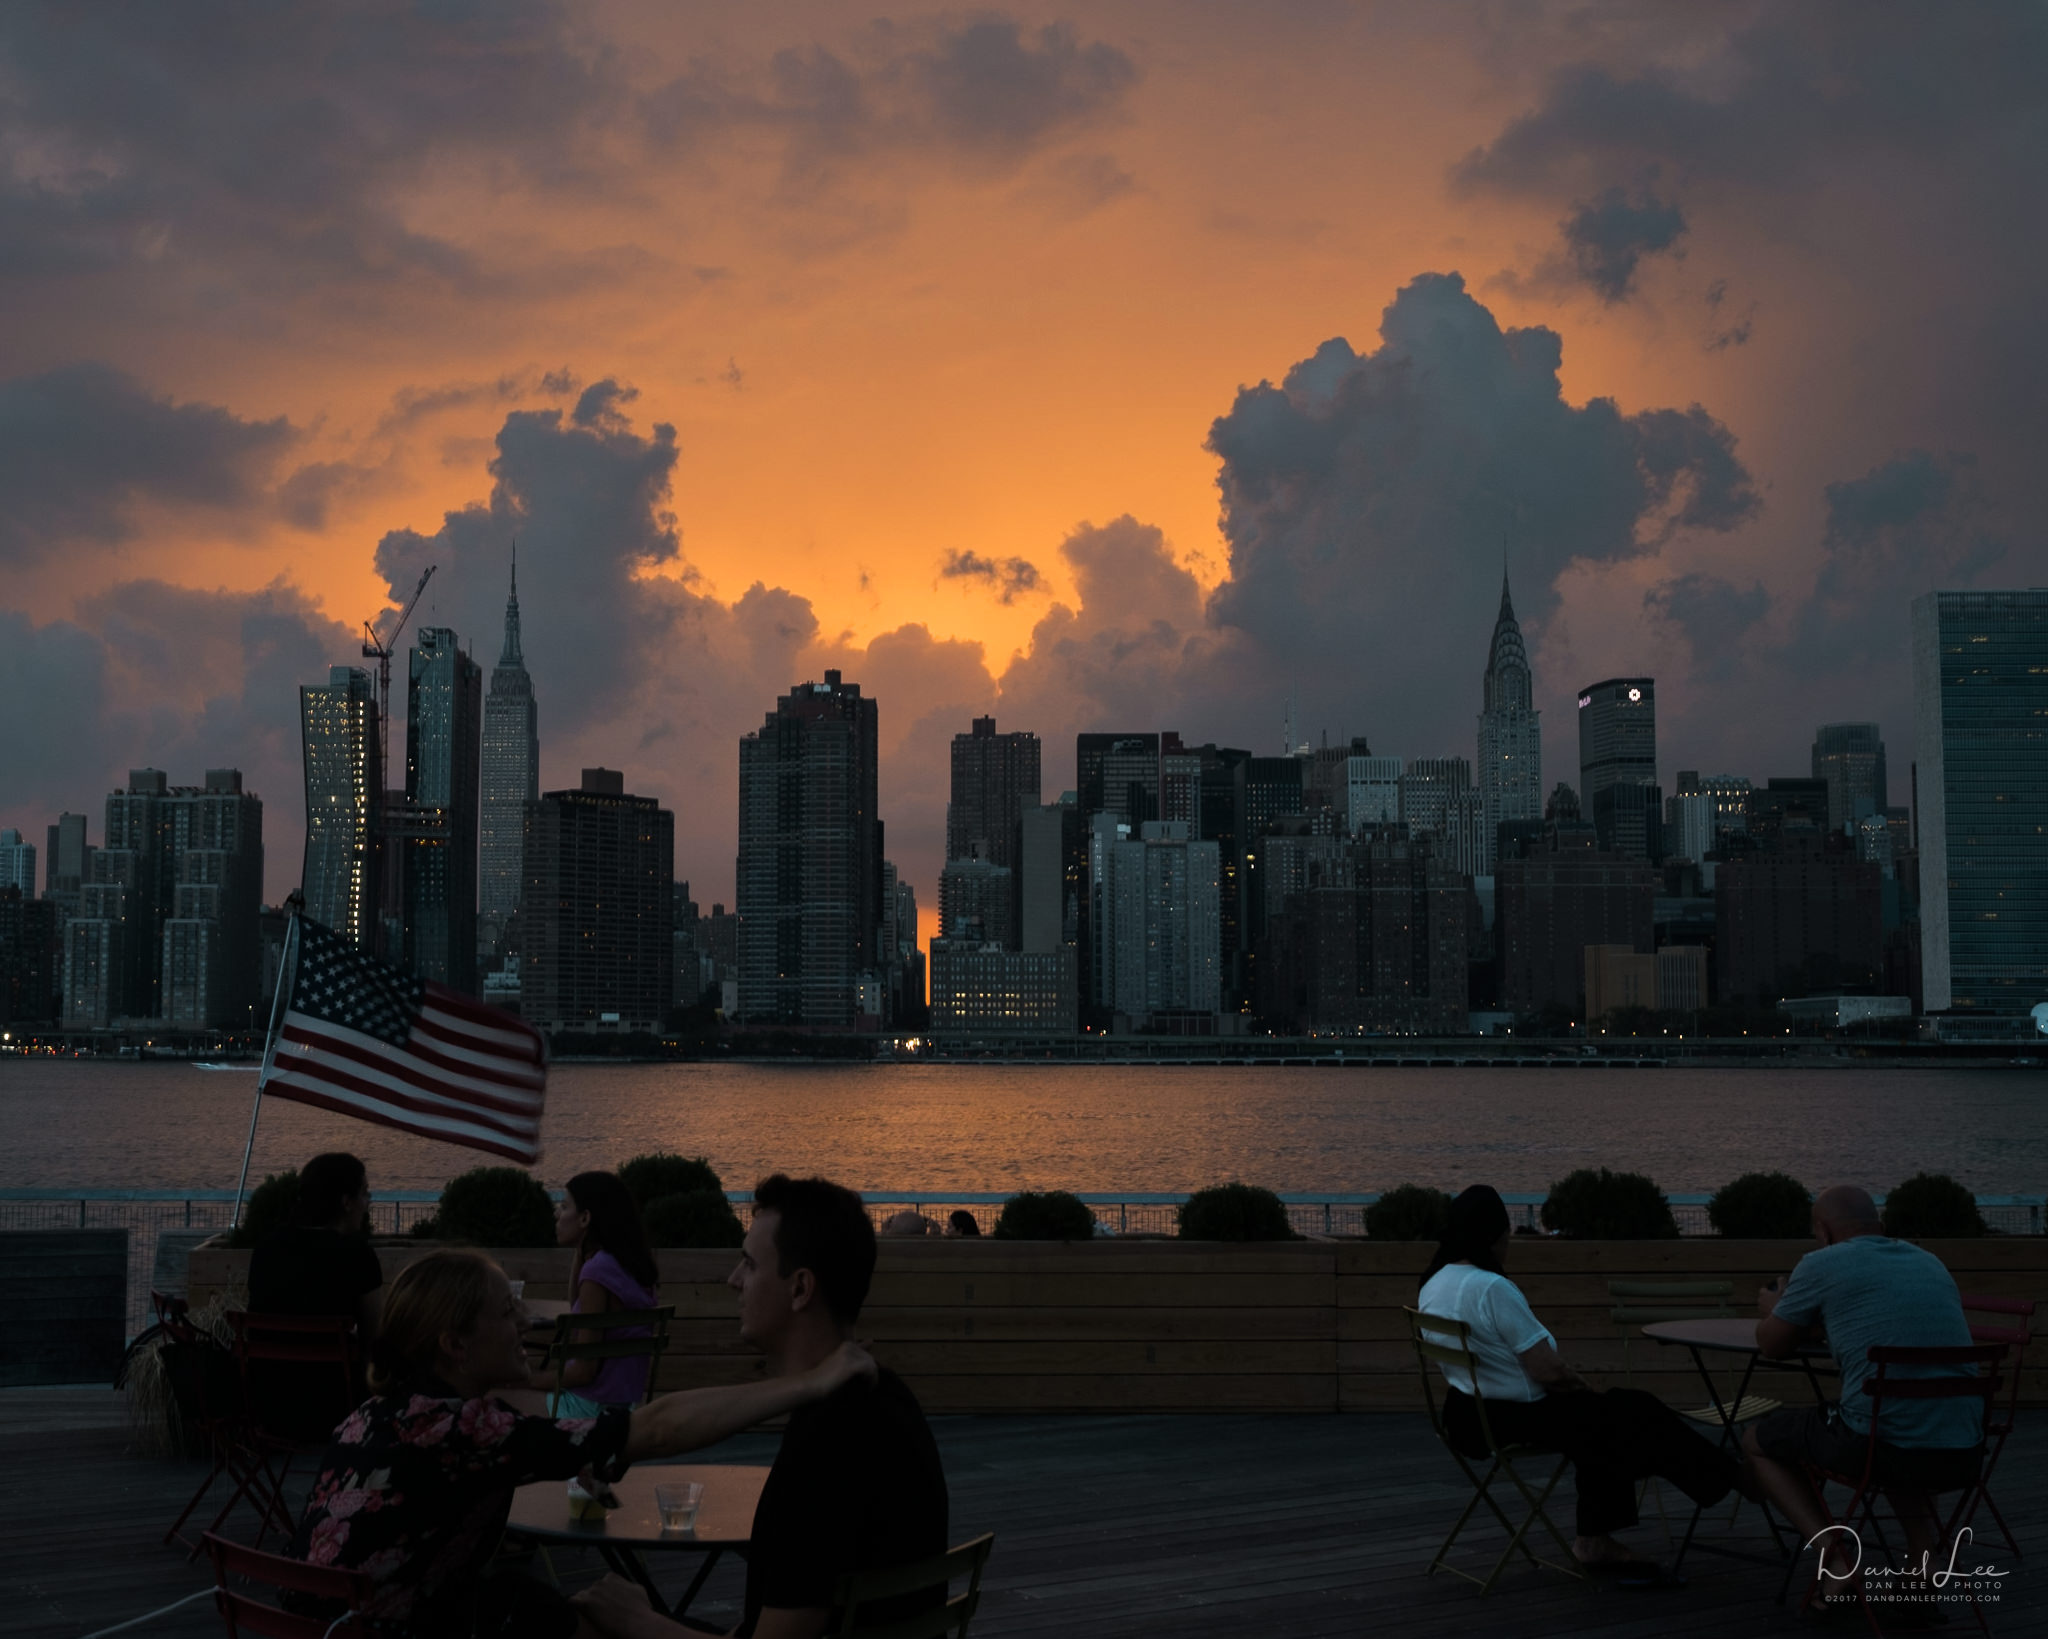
(264, 916, 548, 1164)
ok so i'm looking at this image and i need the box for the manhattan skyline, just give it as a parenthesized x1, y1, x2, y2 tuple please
(1, 3, 2042, 932)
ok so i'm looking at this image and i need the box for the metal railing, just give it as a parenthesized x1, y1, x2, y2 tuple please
(4, 1187, 2040, 1343)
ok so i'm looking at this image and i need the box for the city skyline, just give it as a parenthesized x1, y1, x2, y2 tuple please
(1, 6, 2044, 945)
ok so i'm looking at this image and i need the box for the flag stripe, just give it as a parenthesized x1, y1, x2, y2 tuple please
(266, 916, 549, 1165)
(276, 1026, 544, 1123)
(265, 1078, 540, 1164)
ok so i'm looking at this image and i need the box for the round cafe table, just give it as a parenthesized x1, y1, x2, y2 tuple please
(506, 1463, 770, 1620)
(1640, 1317, 1834, 1571)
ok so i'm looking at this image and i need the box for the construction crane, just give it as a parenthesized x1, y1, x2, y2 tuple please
(362, 564, 436, 786)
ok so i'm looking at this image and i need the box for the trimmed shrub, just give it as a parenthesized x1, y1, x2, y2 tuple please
(1541, 1168, 1679, 1240)
(619, 1153, 724, 1210)
(1708, 1172, 1812, 1239)
(1178, 1184, 1300, 1242)
(432, 1166, 556, 1247)
(991, 1190, 1097, 1241)
(1365, 1184, 1454, 1242)
(642, 1190, 746, 1249)
(1881, 1173, 1987, 1239)
(408, 1216, 440, 1239)
(227, 1170, 300, 1249)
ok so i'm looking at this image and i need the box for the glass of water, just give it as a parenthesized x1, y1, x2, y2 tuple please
(655, 1481, 704, 1534)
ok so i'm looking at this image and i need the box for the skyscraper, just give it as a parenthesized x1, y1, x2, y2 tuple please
(1578, 677, 1658, 859)
(301, 665, 382, 947)
(735, 670, 883, 1027)
(43, 813, 92, 921)
(1811, 723, 1888, 832)
(1912, 590, 2048, 1017)
(520, 768, 673, 1033)
(1477, 573, 1543, 866)
(1077, 732, 1160, 824)
(480, 558, 539, 953)
(401, 627, 483, 994)
(946, 717, 1039, 869)
(0, 830, 34, 897)
(1097, 820, 1221, 1023)
(160, 770, 264, 1029)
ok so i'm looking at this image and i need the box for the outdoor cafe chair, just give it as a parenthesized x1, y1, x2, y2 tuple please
(1958, 1292, 2034, 1560)
(203, 1529, 369, 1639)
(158, 1292, 271, 1559)
(541, 1304, 676, 1406)
(827, 1532, 997, 1639)
(1403, 1307, 1585, 1596)
(224, 1311, 361, 1551)
(1777, 1341, 2007, 1633)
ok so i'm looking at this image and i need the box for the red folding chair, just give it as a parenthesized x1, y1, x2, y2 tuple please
(1959, 1293, 2035, 1560)
(1784, 1342, 2006, 1635)
(160, 1292, 272, 1559)
(224, 1312, 361, 1552)
(202, 1530, 369, 1638)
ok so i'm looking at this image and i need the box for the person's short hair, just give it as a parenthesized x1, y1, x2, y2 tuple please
(753, 1174, 876, 1326)
(947, 1210, 981, 1238)
(295, 1152, 368, 1228)
(368, 1248, 500, 1393)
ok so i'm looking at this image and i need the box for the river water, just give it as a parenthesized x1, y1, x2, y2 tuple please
(1, 1060, 2043, 1197)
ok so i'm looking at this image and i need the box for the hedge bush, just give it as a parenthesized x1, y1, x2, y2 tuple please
(1708, 1172, 1812, 1239)
(1177, 1184, 1299, 1241)
(1365, 1184, 1454, 1242)
(1540, 1168, 1678, 1239)
(992, 1190, 1097, 1241)
(642, 1190, 746, 1248)
(227, 1170, 300, 1248)
(1881, 1173, 1987, 1239)
(432, 1166, 556, 1247)
(619, 1153, 725, 1209)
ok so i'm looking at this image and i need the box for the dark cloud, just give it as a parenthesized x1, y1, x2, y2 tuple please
(0, 580, 355, 898)
(938, 549, 1045, 603)
(0, 363, 293, 563)
(642, 17, 1137, 182)
(0, 1, 618, 312)
(1643, 572, 1768, 684)
(1559, 187, 1685, 302)
(1193, 272, 1754, 750)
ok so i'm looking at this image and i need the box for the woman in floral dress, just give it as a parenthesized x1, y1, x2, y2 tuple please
(289, 1246, 872, 1637)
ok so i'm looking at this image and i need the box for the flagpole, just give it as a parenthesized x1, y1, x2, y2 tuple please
(232, 905, 301, 1229)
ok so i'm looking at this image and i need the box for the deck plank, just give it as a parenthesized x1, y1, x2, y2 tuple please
(1, 1389, 2037, 1637)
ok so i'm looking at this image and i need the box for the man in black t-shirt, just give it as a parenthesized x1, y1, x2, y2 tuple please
(576, 1175, 948, 1639)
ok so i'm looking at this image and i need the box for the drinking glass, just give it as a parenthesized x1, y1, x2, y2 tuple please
(656, 1481, 704, 1534)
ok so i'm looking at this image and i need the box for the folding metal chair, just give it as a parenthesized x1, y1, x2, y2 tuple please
(1779, 1342, 2005, 1634)
(203, 1529, 369, 1638)
(828, 1532, 997, 1638)
(1958, 1292, 2034, 1560)
(1404, 1307, 1585, 1595)
(225, 1311, 361, 1551)
(160, 1293, 271, 1559)
(542, 1304, 676, 1407)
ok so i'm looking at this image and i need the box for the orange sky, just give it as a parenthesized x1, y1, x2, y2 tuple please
(4, 1, 2041, 925)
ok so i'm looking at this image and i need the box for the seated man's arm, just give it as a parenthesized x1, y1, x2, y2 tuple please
(1518, 1339, 1589, 1394)
(1756, 1263, 1823, 1359)
(750, 1609, 831, 1639)
(623, 1341, 872, 1463)
(1755, 1312, 1814, 1359)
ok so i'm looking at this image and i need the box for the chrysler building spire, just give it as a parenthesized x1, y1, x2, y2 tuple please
(1477, 562, 1542, 864)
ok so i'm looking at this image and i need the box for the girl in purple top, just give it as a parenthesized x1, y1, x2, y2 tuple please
(550, 1171, 661, 1416)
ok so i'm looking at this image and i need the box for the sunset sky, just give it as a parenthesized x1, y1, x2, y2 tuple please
(4, 1, 2043, 929)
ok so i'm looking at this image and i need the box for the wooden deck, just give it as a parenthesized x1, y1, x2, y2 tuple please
(5, 1389, 2041, 1637)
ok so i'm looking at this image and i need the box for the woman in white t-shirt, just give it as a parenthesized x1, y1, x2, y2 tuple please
(1417, 1186, 1748, 1577)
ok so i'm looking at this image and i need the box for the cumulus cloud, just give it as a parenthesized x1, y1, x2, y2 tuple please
(1643, 572, 1768, 685)
(938, 549, 1044, 603)
(0, 363, 293, 562)
(1194, 271, 1755, 751)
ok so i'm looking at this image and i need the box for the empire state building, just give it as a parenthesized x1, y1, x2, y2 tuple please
(1477, 571, 1542, 867)
(479, 557, 539, 951)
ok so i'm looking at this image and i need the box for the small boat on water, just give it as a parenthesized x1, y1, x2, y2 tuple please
(194, 1062, 259, 1072)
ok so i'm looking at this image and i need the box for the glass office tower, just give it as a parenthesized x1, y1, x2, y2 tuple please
(1912, 590, 2048, 1016)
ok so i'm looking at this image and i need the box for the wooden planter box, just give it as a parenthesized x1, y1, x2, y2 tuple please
(187, 1238, 2048, 1415)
